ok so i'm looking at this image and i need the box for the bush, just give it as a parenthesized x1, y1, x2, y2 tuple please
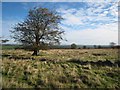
(83, 46, 86, 49)
(98, 45, 102, 49)
(71, 43, 77, 49)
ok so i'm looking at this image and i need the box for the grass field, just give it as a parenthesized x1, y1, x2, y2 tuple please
(2, 45, 22, 50)
(1, 49, 120, 88)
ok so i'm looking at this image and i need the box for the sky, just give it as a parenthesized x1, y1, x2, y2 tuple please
(1, 0, 119, 45)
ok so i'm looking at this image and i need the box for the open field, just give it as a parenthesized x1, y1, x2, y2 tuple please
(1, 49, 120, 88)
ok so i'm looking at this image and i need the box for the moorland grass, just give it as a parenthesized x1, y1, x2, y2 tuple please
(2, 49, 120, 88)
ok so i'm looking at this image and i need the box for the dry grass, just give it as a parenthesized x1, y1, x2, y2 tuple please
(1, 49, 120, 88)
(2, 49, 118, 61)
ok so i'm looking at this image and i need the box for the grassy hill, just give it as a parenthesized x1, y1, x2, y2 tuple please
(2, 49, 120, 88)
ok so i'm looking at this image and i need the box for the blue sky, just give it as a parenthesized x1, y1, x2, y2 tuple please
(2, 1, 119, 45)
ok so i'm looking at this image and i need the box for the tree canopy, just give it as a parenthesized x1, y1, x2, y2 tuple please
(11, 7, 64, 55)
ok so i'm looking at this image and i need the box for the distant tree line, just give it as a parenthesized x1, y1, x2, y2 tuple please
(69, 42, 120, 49)
(13, 43, 120, 50)
(0, 37, 9, 44)
(3, 42, 119, 50)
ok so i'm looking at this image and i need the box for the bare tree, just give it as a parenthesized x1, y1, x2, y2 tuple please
(11, 7, 64, 55)
(0, 37, 9, 44)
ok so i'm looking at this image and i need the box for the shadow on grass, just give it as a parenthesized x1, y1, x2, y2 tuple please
(2, 54, 35, 60)
(68, 59, 120, 67)
(2, 54, 120, 67)
(2, 54, 11, 58)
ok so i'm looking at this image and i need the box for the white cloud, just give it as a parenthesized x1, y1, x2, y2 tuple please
(57, 1, 118, 28)
(62, 13, 84, 25)
(58, 9, 85, 26)
(61, 22, 118, 45)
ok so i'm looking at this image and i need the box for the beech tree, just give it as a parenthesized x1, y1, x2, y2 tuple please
(11, 7, 64, 55)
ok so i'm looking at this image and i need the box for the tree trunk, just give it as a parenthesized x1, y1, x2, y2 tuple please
(32, 49, 39, 56)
